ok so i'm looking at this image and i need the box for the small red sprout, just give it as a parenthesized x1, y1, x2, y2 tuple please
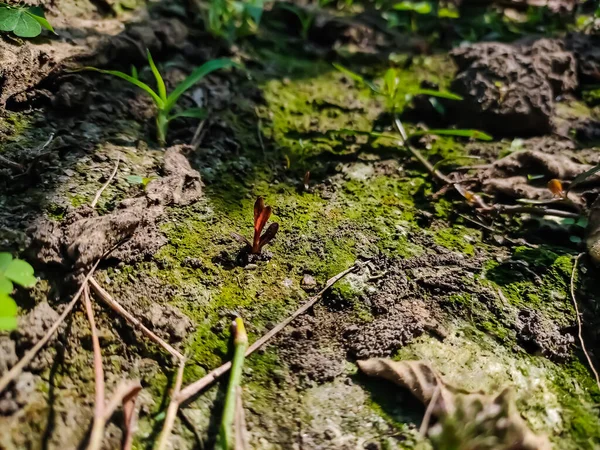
(547, 179, 566, 198)
(232, 197, 279, 254)
(303, 171, 311, 191)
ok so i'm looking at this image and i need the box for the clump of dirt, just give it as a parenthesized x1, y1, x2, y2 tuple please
(450, 39, 577, 136)
(516, 309, 574, 362)
(30, 145, 202, 270)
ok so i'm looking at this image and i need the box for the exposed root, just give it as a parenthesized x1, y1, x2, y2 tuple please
(90, 157, 120, 208)
(570, 253, 600, 391)
(177, 262, 360, 404)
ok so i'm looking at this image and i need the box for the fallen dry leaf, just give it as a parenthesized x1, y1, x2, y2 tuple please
(357, 359, 552, 450)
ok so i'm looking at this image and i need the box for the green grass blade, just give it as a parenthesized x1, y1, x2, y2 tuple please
(164, 59, 238, 113)
(146, 49, 167, 103)
(332, 63, 380, 93)
(409, 129, 493, 141)
(168, 107, 207, 122)
(27, 8, 55, 34)
(83, 67, 164, 108)
(567, 163, 600, 193)
(413, 89, 463, 101)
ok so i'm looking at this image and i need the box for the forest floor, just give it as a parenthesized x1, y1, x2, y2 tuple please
(1, 1, 600, 449)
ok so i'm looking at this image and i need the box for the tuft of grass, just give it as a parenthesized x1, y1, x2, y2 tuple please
(84, 50, 237, 145)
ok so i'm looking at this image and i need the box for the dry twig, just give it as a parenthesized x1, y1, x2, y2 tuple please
(177, 263, 359, 403)
(0, 260, 102, 394)
(570, 253, 600, 390)
(89, 277, 184, 360)
(91, 158, 120, 208)
(155, 357, 187, 450)
(84, 285, 106, 450)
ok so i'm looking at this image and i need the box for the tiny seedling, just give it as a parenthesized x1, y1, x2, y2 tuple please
(85, 50, 237, 145)
(0, 253, 37, 330)
(126, 174, 156, 188)
(217, 317, 248, 450)
(232, 197, 279, 254)
(0, 4, 55, 38)
(303, 171, 311, 191)
(333, 64, 462, 112)
(205, 0, 264, 42)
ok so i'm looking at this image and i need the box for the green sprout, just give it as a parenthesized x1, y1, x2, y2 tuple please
(0, 253, 37, 330)
(85, 50, 237, 145)
(0, 4, 55, 38)
(205, 0, 264, 42)
(217, 317, 248, 450)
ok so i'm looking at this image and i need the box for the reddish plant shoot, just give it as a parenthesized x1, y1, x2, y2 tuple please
(547, 179, 565, 198)
(232, 197, 279, 254)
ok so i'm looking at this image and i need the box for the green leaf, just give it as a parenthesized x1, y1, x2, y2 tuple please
(438, 7, 459, 18)
(27, 7, 56, 34)
(146, 49, 167, 103)
(567, 163, 600, 193)
(0, 293, 17, 331)
(131, 65, 138, 80)
(413, 89, 463, 101)
(332, 63, 380, 93)
(408, 129, 493, 141)
(126, 175, 145, 185)
(4, 259, 37, 287)
(393, 1, 432, 14)
(0, 6, 41, 37)
(164, 59, 238, 113)
(83, 67, 164, 108)
(0, 274, 13, 294)
(384, 68, 399, 99)
(168, 107, 207, 122)
(0, 253, 12, 272)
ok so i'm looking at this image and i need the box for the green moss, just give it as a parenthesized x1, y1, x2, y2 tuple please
(433, 226, 479, 255)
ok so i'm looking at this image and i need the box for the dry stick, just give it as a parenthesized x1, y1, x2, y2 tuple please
(570, 253, 600, 391)
(91, 158, 120, 208)
(0, 260, 102, 394)
(122, 389, 140, 450)
(84, 286, 106, 450)
(419, 385, 440, 436)
(0, 154, 25, 171)
(177, 263, 359, 403)
(88, 277, 184, 360)
(155, 357, 186, 450)
(102, 380, 142, 422)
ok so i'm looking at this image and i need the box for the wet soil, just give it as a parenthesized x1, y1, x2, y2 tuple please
(1, 1, 600, 449)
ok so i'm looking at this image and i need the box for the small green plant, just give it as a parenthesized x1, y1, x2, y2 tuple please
(279, 0, 335, 40)
(126, 174, 156, 188)
(85, 50, 237, 145)
(333, 63, 462, 112)
(0, 4, 55, 38)
(217, 317, 248, 450)
(0, 253, 37, 330)
(205, 0, 264, 42)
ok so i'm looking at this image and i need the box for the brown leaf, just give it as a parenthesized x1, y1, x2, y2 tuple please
(357, 359, 552, 450)
(258, 222, 279, 252)
(254, 197, 265, 224)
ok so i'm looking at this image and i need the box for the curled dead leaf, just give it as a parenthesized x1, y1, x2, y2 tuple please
(357, 359, 552, 450)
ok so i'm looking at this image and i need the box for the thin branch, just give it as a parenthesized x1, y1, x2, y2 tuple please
(122, 388, 140, 450)
(570, 253, 600, 391)
(89, 277, 184, 360)
(155, 357, 186, 450)
(492, 204, 581, 219)
(91, 158, 120, 208)
(419, 384, 440, 436)
(0, 260, 101, 394)
(84, 285, 106, 450)
(191, 120, 208, 151)
(102, 380, 143, 422)
(0, 154, 25, 171)
(177, 263, 360, 403)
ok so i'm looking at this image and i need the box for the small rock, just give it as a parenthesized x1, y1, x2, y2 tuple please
(301, 274, 317, 290)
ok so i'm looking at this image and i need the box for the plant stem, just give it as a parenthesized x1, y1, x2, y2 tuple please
(218, 317, 248, 450)
(156, 111, 169, 146)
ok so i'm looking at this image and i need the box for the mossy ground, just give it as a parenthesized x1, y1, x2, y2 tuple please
(1, 7, 600, 450)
